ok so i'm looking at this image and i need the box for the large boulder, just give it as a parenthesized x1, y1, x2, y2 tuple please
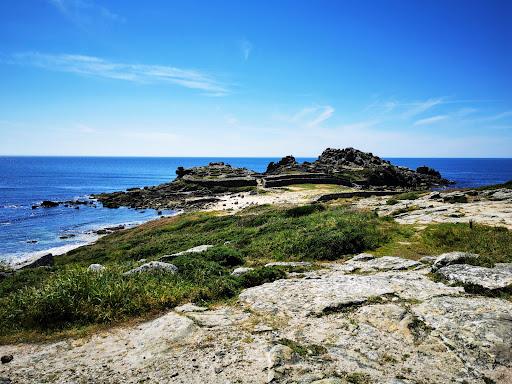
(436, 263, 512, 290)
(231, 267, 254, 276)
(431, 252, 479, 271)
(160, 245, 213, 262)
(123, 261, 178, 276)
(20, 253, 54, 269)
(265, 155, 299, 174)
(87, 264, 105, 272)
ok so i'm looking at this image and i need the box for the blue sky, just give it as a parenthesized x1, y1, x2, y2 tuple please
(0, 0, 511, 157)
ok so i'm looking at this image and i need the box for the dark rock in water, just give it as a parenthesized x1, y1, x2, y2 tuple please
(26, 239, 38, 244)
(40, 200, 59, 208)
(31, 205, 37, 210)
(1, 355, 13, 364)
(105, 225, 125, 231)
(95, 229, 109, 235)
(59, 234, 76, 239)
(416, 166, 442, 179)
(21, 253, 54, 269)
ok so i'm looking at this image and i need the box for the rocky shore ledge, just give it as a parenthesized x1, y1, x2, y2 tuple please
(1, 253, 510, 383)
(92, 148, 450, 211)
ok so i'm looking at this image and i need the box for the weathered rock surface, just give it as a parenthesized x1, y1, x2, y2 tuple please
(2, 256, 511, 384)
(174, 303, 208, 313)
(437, 263, 512, 290)
(431, 251, 479, 271)
(231, 267, 254, 276)
(87, 263, 105, 272)
(123, 261, 178, 275)
(355, 186, 512, 229)
(240, 268, 462, 317)
(342, 255, 421, 273)
(264, 261, 312, 268)
(160, 245, 213, 262)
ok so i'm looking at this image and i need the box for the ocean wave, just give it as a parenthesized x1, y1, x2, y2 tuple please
(0, 204, 25, 209)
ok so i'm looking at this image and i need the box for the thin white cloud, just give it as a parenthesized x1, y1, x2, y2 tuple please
(400, 98, 444, 118)
(307, 105, 335, 127)
(281, 105, 334, 127)
(240, 39, 253, 61)
(485, 110, 512, 121)
(413, 115, 449, 126)
(47, 0, 125, 24)
(10, 52, 229, 96)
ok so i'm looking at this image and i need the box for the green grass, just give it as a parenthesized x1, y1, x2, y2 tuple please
(276, 338, 327, 357)
(475, 180, 512, 190)
(2, 203, 511, 342)
(0, 205, 396, 342)
(375, 222, 512, 265)
(59, 204, 394, 265)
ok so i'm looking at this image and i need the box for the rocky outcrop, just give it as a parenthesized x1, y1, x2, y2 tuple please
(431, 251, 480, 271)
(94, 148, 450, 210)
(159, 245, 213, 262)
(264, 148, 450, 189)
(20, 253, 54, 270)
(436, 263, 512, 290)
(94, 163, 258, 210)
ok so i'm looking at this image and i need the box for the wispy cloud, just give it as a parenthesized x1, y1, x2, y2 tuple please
(47, 0, 125, 25)
(400, 98, 445, 118)
(307, 105, 335, 127)
(10, 52, 229, 96)
(240, 39, 253, 61)
(276, 105, 335, 127)
(413, 115, 449, 126)
(484, 110, 512, 121)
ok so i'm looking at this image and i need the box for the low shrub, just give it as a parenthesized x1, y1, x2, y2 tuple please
(285, 204, 325, 217)
(202, 246, 244, 267)
(238, 267, 286, 288)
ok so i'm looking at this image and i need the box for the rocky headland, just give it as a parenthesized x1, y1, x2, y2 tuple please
(93, 148, 450, 211)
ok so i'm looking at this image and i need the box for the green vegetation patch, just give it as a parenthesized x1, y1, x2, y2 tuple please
(0, 204, 397, 341)
(276, 338, 327, 357)
(386, 191, 424, 205)
(375, 222, 512, 265)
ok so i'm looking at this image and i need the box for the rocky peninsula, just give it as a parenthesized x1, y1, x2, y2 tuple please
(93, 148, 450, 211)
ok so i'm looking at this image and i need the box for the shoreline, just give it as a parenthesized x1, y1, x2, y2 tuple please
(4, 212, 181, 269)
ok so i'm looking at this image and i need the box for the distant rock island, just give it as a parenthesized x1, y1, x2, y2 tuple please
(94, 147, 450, 210)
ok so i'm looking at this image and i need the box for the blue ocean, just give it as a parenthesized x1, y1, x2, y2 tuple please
(1, 157, 511, 263)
